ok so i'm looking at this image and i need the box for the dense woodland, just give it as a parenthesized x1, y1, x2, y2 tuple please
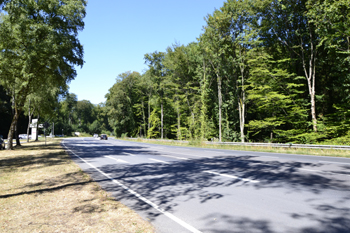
(104, 0, 350, 144)
(1, 0, 350, 147)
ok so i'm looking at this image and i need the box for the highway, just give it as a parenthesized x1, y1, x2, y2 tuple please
(62, 137, 350, 233)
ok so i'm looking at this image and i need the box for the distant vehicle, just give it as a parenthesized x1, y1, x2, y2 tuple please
(18, 134, 27, 139)
(93, 134, 99, 138)
(0, 136, 5, 149)
(100, 134, 108, 140)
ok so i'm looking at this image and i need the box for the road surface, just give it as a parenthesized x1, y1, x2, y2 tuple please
(62, 137, 350, 233)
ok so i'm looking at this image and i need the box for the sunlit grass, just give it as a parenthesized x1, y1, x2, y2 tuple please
(119, 138, 350, 158)
(0, 139, 154, 233)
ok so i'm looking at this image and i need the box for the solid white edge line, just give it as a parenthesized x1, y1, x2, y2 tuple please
(105, 156, 129, 163)
(149, 158, 170, 164)
(62, 141, 202, 233)
(204, 171, 259, 183)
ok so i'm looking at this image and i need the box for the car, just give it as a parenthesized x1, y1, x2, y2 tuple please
(18, 134, 27, 139)
(100, 134, 108, 140)
(93, 134, 99, 138)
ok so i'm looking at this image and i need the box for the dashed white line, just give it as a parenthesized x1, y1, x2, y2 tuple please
(260, 156, 279, 159)
(168, 151, 210, 158)
(203, 171, 259, 183)
(160, 155, 189, 160)
(62, 141, 201, 233)
(105, 156, 129, 163)
(123, 152, 136, 156)
(149, 158, 170, 164)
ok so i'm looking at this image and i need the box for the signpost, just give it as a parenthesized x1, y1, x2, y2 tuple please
(31, 119, 38, 140)
(43, 122, 50, 145)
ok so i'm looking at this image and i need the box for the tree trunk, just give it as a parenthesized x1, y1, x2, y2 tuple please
(15, 116, 21, 147)
(238, 47, 246, 143)
(185, 91, 195, 135)
(6, 109, 19, 150)
(201, 60, 208, 140)
(161, 99, 164, 139)
(238, 99, 245, 143)
(176, 96, 181, 140)
(301, 32, 317, 132)
(217, 75, 222, 142)
(148, 94, 151, 138)
(35, 112, 40, 141)
(26, 99, 34, 143)
(27, 113, 32, 143)
(142, 99, 146, 138)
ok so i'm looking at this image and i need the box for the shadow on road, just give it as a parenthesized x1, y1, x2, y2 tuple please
(66, 142, 350, 233)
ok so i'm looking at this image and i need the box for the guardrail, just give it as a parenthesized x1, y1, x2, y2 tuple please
(204, 142, 350, 150)
(124, 137, 350, 150)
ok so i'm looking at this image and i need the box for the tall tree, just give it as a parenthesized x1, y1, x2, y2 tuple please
(0, 0, 86, 149)
(144, 52, 166, 139)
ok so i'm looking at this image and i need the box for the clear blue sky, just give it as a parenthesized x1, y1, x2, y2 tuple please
(69, 0, 226, 104)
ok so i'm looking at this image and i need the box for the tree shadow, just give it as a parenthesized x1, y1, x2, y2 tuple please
(63, 141, 350, 231)
(0, 150, 70, 173)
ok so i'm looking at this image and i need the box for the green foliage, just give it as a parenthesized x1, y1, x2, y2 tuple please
(101, 0, 350, 145)
(0, 0, 86, 148)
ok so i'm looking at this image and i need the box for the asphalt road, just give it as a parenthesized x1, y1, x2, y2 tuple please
(62, 137, 350, 233)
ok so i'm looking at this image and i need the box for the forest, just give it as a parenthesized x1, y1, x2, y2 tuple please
(104, 0, 350, 144)
(1, 0, 350, 146)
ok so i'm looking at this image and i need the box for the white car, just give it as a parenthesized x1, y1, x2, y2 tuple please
(18, 134, 27, 139)
(93, 134, 99, 138)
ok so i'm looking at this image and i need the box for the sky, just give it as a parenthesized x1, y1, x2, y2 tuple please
(69, 0, 226, 104)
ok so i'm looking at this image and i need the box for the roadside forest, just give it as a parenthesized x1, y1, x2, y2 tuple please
(105, 0, 350, 144)
(1, 0, 350, 146)
(0, 0, 87, 149)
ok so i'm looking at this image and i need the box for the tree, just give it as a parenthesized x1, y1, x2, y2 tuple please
(0, 0, 86, 149)
(144, 52, 166, 139)
(260, 0, 322, 132)
(106, 71, 141, 137)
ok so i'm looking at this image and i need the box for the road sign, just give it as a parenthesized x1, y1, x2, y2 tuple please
(43, 122, 50, 129)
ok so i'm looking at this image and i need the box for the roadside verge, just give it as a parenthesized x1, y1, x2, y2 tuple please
(0, 139, 154, 233)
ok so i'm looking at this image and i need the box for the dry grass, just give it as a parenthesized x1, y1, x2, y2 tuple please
(121, 138, 350, 158)
(0, 140, 154, 233)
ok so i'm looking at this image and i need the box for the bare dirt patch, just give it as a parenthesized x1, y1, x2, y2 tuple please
(0, 140, 154, 233)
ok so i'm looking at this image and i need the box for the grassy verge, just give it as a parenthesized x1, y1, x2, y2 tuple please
(0, 139, 154, 233)
(119, 138, 350, 158)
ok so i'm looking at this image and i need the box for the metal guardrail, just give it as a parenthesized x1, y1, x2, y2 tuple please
(124, 137, 350, 150)
(204, 142, 350, 150)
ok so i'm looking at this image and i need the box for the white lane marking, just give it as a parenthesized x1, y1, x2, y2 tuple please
(260, 156, 278, 159)
(62, 142, 202, 233)
(161, 155, 189, 160)
(168, 151, 210, 158)
(319, 161, 350, 165)
(149, 158, 170, 164)
(105, 156, 129, 163)
(124, 152, 136, 156)
(203, 171, 259, 183)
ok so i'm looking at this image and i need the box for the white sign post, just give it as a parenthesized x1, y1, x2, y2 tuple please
(31, 119, 38, 140)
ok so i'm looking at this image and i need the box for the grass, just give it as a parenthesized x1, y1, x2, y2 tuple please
(120, 138, 350, 158)
(0, 139, 155, 233)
